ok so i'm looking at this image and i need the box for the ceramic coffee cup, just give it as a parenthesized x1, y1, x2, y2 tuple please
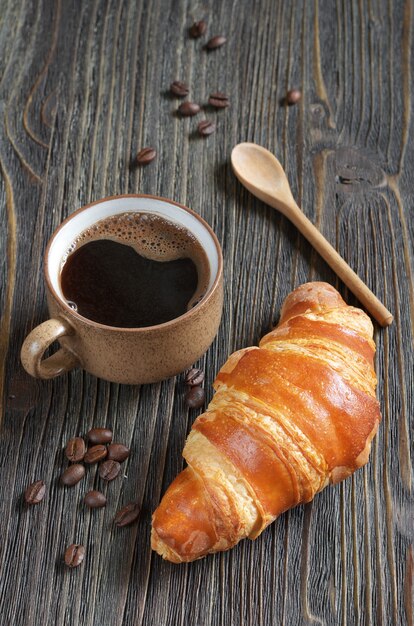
(21, 195, 223, 384)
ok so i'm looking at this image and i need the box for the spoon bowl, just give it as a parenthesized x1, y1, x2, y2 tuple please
(231, 143, 295, 214)
(231, 142, 393, 327)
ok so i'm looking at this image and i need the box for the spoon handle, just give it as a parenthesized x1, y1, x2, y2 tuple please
(285, 203, 393, 326)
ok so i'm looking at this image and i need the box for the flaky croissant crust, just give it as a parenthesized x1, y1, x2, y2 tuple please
(152, 282, 381, 563)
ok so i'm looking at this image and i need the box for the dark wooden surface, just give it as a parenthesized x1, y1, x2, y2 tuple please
(0, 1, 413, 624)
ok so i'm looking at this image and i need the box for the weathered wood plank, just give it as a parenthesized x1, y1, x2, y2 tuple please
(0, 0, 413, 624)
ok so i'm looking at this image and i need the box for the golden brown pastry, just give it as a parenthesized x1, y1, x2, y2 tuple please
(151, 282, 381, 563)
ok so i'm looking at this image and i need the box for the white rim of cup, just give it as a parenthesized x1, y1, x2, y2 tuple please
(45, 194, 223, 332)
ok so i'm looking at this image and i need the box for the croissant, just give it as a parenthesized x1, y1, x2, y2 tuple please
(151, 282, 381, 563)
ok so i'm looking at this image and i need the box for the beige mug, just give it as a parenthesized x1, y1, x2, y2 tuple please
(21, 194, 223, 384)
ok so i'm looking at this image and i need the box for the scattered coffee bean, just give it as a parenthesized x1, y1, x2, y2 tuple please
(185, 367, 205, 386)
(107, 443, 130, 463)
(170, 80, 189, 97)
(87, 428, 113, 445)
(135, 147, 157, 165)
(206, 35, 226, 50)
(99, 459, 121, 481)
(84, 490, 107, 508)
(60, 464, 85, 486)
(64, 543, 85, 568)
(286, 89, 301, 105)
(208, 92, 229, 108)
(178, 101, 201, 117)
(185, 385, 205, 409)
(84, 444, 107, 464)
(65, 437, 86, 463)
(189, 20, 207, 38)
(24, 480, 46, 505)
(198, 120, 216, 137)
(114, 502, 140, 527)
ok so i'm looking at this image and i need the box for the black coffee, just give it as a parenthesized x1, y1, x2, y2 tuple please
(60, 212, 210, 328)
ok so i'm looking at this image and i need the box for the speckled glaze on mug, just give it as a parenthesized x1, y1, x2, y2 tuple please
(21, 195, 223, 384)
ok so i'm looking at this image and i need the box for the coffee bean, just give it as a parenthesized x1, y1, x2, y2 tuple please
(135, 147, 157, 165)
(24, 480, 46, 505)
(84, 445, 107, 464)
(87, 428, 113, 445)
(208, 92, 229, 108)
(99, 460, 121, 481)
(189, 20, 207, 38)
(107, 443, 130, 463)
(185, 367, 205, 386)
(206, 35, 226, 50)
(178, 101, 200, 116)
(185, 386, 205, 409)
(60, 464, 85, 486)
(286, 89, 301, 105)
(65, 437, 86, 462)
(114, 502, 140, 527)
(84, 490, 107, 508)
(64, 543, 85, 568)
(198, 120, 216, 137)
(170, 80, 189, 97)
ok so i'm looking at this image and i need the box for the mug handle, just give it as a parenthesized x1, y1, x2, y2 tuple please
(21, 318, 80, 379)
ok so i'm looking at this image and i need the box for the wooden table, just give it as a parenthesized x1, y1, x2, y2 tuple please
(1, 1, 413, 624)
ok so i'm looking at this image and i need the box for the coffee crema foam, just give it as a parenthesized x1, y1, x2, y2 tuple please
(61, 212, 211, 310)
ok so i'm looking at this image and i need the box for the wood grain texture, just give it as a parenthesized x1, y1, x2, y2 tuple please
(0, 0, 413, 624)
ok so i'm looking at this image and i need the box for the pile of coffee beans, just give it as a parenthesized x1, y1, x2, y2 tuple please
(134, 19, 302, 164)
(171, 19, 230, 139)
(61, 428, 128, 490)
(135, 20, 229, 162)
(24, 427, 139, 569)
(184, 367, 205, 409)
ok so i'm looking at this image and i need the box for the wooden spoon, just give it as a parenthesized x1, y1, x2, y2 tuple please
(231, 142, 393, 327)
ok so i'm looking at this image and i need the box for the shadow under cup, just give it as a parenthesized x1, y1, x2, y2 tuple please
(21, 195, 224, 384)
